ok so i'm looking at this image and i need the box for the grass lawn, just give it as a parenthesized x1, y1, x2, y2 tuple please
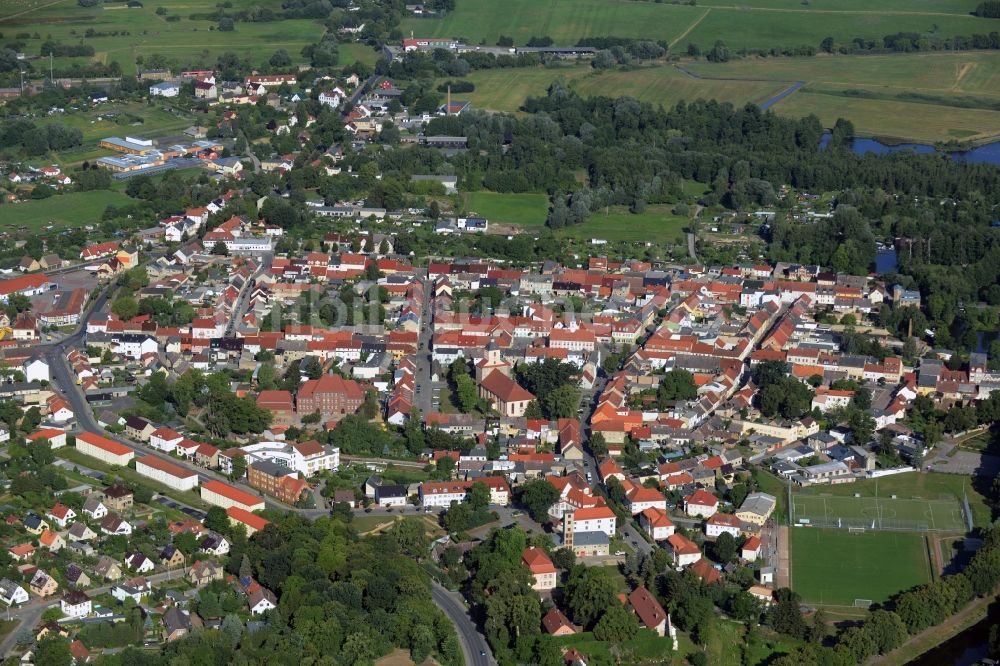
(339, 42, 384, 69)
(791, 528, 932, 606)
(556, 205, 689, 244)
(554, 629, 683, 666)
(38, 102, 197, 144)
(794, 471, 988, 528)
(58, 446, 212, 511)
(352, 514, 399, 534)
(462, 191, 548, 227)
(0, 190, 135, 232)
(791, 493, 966, 531)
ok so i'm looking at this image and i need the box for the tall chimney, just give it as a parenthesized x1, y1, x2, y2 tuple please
(447, 84, 451, 116)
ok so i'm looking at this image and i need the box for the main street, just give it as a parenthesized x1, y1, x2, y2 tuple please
(20, 282, 498, 664)
(431, 583, 494, 666)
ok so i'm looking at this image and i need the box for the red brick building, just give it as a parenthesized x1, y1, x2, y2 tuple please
(247, 460, 309, 504)
(295, 374, 365, 420)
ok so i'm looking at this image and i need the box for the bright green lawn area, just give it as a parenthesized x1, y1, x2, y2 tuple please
(795, 472, 988, 528)
(557, 205, 689, 244)
(771, 89, 1000, 143)
(0, 190, 135, 231)
(338, 42, 384, 69)
(462, 191, 548, 227)
(791, 528, 931, 606)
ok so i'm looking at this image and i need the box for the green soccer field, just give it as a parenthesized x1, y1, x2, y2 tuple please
(791, 493, 967, 531)
(791, 528, 932, 606)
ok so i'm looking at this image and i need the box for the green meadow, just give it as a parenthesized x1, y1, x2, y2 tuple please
(404, 0, 994, 50)
(0, 190, 135, 231)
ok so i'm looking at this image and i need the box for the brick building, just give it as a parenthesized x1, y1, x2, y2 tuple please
(247, 460, 309, 504)
(295, 374, 365, 420)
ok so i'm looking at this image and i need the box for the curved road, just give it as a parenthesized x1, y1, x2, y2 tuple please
(430, 583, 493, 666)
(18, 288, 498, 665)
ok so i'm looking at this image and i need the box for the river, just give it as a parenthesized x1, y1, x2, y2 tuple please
(819, 133, 1000, 165)
(909, 600, 1000, 666)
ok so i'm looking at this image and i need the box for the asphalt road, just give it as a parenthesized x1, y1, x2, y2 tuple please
(19, 280, 500, 665)
(0, 568, 188, 657)
(431, 583, 494, 666)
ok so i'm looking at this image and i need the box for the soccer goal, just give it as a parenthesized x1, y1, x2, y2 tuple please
(847, 526, 866, 534)
(854, 599, 874, 609)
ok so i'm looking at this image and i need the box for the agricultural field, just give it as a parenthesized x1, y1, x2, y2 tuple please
(462, 191, 548, 227)
(0, 0, 323, 76)
(0, 190, 135, 231)
(439, 65, 786, 115)
(403, 0, 995, 50)
(402, 0, 704, 46)
(791, 528, 932, 606)
(440, 50, 1000, 143)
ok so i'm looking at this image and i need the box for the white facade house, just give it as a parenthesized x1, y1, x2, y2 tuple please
(149, 82, 180, 97)
(135, 456, 199, 492)
(125, 552, 155, 573)
(705, 513, 743, 539)
(23, 359, 50, 383)
(568, 507, 617, 538)
(61, 592, 92, 618)
(418, 482, 468, 508)
(112, 334, 158, 360)
(227, 441, 339, 477)
(149, 427, 184, 453)
(0, 580, 29, 606)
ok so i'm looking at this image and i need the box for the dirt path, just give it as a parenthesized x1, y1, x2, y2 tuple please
(776, 525, 791, 588)
(953, 62, 976, 91)
(0, 0, 70, 21)
(669, 8, 712, 49)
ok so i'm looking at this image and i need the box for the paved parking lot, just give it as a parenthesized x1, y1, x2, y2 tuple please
(928, 450, 1000, 477)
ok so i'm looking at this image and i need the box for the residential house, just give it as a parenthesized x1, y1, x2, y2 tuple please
(684, 489, 719, 518)
(248, 588, 277, 615)
(521, 547, 557, 591)
(187, 560, 223, 587)
(0, 579, 29, 605)
(61, 590, 92, 618)
(30, 570, 58, 597)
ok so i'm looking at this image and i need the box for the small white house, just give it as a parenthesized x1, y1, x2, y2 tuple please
(149, 82, 180, 98)
(125, 552, 154, 573)
(0, 579, 29, 606)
